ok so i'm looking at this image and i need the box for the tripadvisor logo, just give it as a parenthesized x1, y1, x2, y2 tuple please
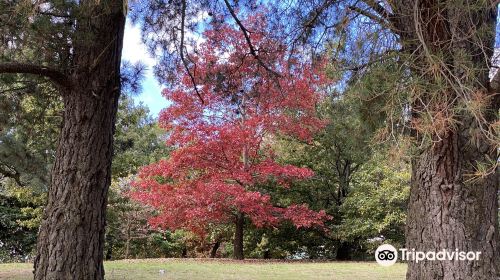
(375, 244, 398, 267)
(374, 244, 482, 267)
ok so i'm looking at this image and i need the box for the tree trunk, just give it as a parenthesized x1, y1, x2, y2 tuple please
(336, 241, 354, 261)
(33, 1, 126, 279)
(210, 240, 221, 258)
(125, 215, 131, 259)
(105, 235, 114, 261)
(386, 1, 500, 279)
(405, 131, 499, 280)
(233, 212, 245, 260)
(263, 249, 271, 259)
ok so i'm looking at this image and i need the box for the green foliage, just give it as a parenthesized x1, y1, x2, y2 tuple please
(0, 75, 60, 261)
(244, 225, 334, 259)
(265, 85, 411, 260)
(350, 60, 409, 138)
(339, 153, 410, 251)
(0, 68, 412, 262)
(0, 91, 171, 261)
(268, 94, 374, 259)
(0, 185, 44, 262)
(105, 95, 173, 260)
(111, 95, 169, 179)
(0, 76, 61, 190)
(106, 178, 164, 260)
(1, 1, 75, 70)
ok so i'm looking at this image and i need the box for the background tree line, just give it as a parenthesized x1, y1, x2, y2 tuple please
(0, 65, 409, 262)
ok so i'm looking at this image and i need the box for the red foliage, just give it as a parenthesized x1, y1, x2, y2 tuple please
(131, 15, 331, 236)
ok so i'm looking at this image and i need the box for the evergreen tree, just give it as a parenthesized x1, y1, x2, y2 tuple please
(1, 1, 126, 278)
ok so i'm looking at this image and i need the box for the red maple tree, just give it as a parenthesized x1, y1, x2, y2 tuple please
(131, 15, 331, 259)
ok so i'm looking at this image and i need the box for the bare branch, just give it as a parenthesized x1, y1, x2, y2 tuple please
(0, 164, 24, 187)
(180, 0, 204, 104)
(354, 1, 401, 35)
(222, 0, 281, 77)
(362, 0, 393, 21)
(341, 49, 399, 72)
(289, 0, 335, 55)
(0, 62, 71, 88)
(303, 0, 335, 28)
(348, 5, 395, 32)
(37, 10, 71, 18)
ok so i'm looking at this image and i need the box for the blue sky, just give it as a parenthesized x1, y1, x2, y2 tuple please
(122, 21, 168, 118)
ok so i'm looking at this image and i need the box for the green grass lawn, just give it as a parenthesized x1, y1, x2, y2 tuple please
(0, 259, 407, 280)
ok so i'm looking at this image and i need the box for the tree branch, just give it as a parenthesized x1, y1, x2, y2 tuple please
(180, 0, 204, 104)
(37, 10, 71, 18)
(490, 69, 500, 92)
(348, 5, 391, 30)
(303, 0, 335, 29)
(362, 0, 393, 21)
(0, 164, 24, 187)
(351, 1, 400, 34)
(340, 49, 398, 72)
(0, 62, 71, 88)
(289, 0, 335, 55)
(222, 0, 281, 77)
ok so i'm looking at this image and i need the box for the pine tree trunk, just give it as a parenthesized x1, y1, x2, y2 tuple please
(233, 212, 245, 260)
(387, 1, 500, 279)
(33, 1, 126, 279)
(405, 131, 499, 279)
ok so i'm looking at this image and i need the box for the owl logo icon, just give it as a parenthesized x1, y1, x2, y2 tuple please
(375, 244, 398, 266)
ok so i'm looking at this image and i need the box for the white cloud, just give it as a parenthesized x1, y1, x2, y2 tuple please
(122, 21, 156, 68)
(121, 16, 207, 117)
(123, 21, 168, 117)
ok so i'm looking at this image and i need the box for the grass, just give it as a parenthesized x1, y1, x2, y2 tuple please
(0, 258, 407, 280)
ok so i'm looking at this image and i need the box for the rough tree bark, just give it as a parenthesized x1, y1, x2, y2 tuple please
(233, 212, 245, 260)
(33, 1, 126, 279)
(406, 131, 499, 279)
(388, 1, 500, 279)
